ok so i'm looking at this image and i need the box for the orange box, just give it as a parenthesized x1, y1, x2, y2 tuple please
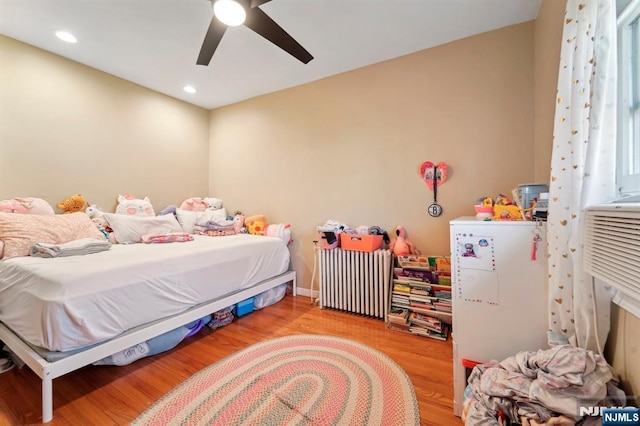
(318, 232, 340, 249)
(339, 234, 383, 252)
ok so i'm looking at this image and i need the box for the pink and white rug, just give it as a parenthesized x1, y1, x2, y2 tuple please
(133, 334, 420, 425)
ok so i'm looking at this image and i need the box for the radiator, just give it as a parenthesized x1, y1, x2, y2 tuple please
(319, 248, 392, 320)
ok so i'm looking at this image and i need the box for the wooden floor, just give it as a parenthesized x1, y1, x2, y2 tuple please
(0, 295, 464, 426)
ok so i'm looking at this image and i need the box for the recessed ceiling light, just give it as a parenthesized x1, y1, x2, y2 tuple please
(183, 85, 197, 94)
(55, 31, 77, 43)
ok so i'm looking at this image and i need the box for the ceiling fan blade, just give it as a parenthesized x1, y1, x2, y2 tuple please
(196, 15, 227, 66)
(244, 7, 313, 64)
(249, 0, 271, 8)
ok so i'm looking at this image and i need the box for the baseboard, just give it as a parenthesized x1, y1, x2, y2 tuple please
(294, 287, 319, 300)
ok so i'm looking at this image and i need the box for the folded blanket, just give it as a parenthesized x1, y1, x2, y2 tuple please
(141, 232, 194, 244)
(30, 238, 112, 258)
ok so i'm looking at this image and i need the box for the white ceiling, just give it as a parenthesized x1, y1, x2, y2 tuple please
(0, 0, 541, 110)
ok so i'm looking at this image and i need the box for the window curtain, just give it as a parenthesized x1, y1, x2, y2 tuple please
(548, 0, 617, 353)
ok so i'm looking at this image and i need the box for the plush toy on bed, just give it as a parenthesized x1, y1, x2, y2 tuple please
(57, 194, 88, 214)
(85, 204, 104, 219)
(179, 197, 208, 211)
(115, 194, 155, 216)
(388, 225, 421, 256)
(233, 211, 246, 234)
(0, 197, 54, 215)
(264, 223, 293, 245)
(244, 215, 267, 236)
(203, 197, 223, 210)
(159, 205, 178, 216)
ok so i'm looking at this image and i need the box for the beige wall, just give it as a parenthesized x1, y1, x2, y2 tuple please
(0, 36, 210, 212)
(209, 22, 536, 295)
(534, 0, 564, 182)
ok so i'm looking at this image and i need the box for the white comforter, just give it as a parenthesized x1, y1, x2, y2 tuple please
(0, 234, 289, 351)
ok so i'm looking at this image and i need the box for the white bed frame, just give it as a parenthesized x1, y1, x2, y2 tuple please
(0, 270, 296, 423)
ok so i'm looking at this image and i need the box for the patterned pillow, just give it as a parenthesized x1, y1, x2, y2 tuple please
(0, 212, 105, 259)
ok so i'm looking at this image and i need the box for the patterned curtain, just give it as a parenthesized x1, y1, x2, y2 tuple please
(548, 0, 617, 352)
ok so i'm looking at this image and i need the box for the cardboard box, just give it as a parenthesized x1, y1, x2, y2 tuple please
(339, 234, 383, 252)
(236, 298, 254, 317)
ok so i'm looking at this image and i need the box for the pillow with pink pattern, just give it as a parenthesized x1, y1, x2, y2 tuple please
(0, 212, 105, 259)
(0, 197, 55, 215)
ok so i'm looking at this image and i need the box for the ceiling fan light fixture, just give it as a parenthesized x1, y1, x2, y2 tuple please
(213, 0, 246, 26)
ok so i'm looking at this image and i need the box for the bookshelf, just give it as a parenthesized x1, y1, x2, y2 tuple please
(387, 255, 452, 341)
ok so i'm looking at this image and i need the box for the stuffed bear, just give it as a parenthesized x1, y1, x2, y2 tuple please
(57, 194, 88, 214)
(203, 197, 223, 210)
(244, 214, 267, 236)
(115, 195, 155, 216)
(179, 197, 208, 211)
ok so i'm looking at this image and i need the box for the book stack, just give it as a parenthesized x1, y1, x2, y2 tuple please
(388, 307, 410, 331)
(387, 255, 452, 341)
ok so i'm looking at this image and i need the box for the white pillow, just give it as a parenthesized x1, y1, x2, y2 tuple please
(103, 213, 183, 244)
(175, 208, 228, 234)
(175, 208, 203, 234)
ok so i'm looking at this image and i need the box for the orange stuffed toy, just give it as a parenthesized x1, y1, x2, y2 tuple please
(244, 215, 267, 236)
(57, 194, 88, 214)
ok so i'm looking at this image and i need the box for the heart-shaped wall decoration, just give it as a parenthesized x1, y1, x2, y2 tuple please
(420, 161, 448, 190)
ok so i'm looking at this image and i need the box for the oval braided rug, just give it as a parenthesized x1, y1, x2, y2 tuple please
(133, 334, 420, 425)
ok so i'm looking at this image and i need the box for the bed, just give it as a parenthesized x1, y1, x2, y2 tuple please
(0, 232, 296, 423)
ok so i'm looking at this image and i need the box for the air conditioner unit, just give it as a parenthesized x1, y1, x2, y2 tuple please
(583, 203, 640, 317)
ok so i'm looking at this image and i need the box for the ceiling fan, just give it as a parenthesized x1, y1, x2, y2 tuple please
(197, 0, 314, 66)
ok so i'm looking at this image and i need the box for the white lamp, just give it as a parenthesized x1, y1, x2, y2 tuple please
(213, 0, 247, 26)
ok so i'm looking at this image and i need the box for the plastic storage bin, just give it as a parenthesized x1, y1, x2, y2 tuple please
(339, 234, 383, 252)
(318, 231, 340, 249)
(236, 298, 254, 317)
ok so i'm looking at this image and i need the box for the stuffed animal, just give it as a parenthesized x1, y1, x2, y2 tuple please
(233, 211, 246, 234)
(85, 204, 104, 219)
(264, 223, 293, 245)
(159, 205, 178, 216)
(180, 197, 208, 211)
(57, 194, 88, 214)
(244, 214, 267, 236)
(388, 225, 420, 256)
(115, 195, 155, 216)
(91, 217, 110, 239)
(203, 197, 223, 210)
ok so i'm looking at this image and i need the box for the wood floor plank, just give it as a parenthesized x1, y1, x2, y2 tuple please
(0, 296, 464, 425)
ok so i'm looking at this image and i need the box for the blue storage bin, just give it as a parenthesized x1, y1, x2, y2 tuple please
(236, 298, 254, 317)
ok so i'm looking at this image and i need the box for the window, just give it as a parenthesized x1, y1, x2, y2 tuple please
(618, 0, 640, 197)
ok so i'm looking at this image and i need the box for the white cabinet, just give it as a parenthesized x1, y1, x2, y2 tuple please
(449, 217, 548, 416)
